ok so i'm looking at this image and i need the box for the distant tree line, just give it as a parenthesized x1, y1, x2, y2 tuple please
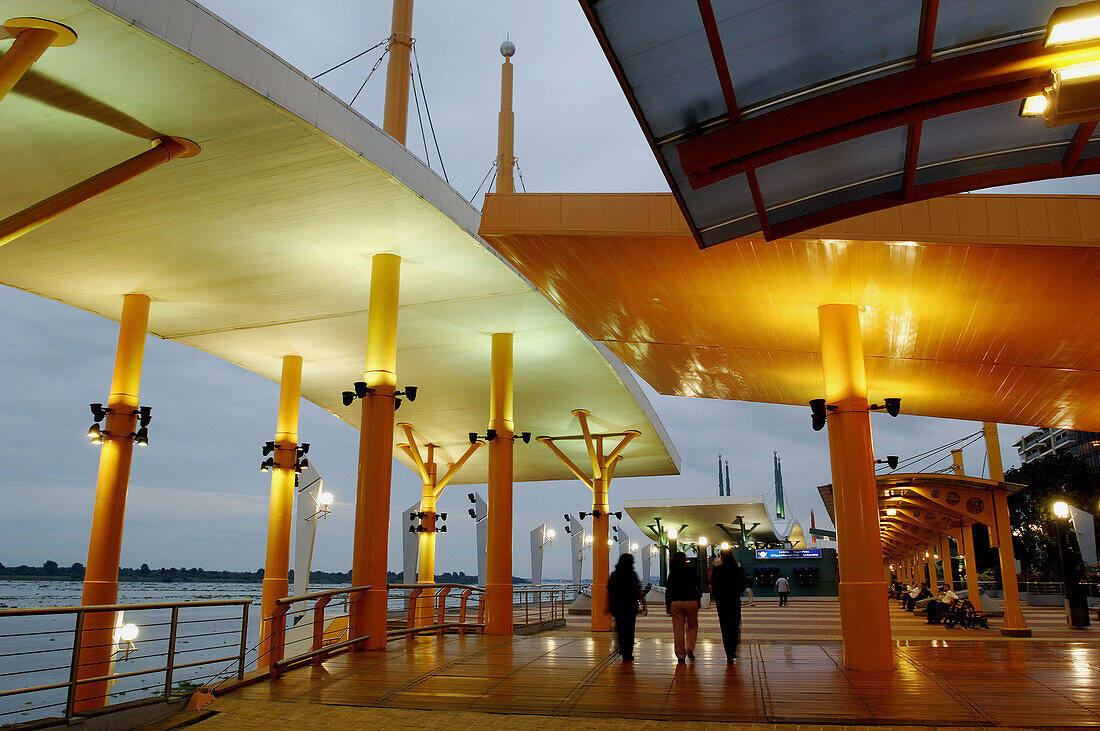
(0, 563, 529, 584)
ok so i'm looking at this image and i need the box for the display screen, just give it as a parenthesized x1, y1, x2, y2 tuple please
(755, 549, 822, 560)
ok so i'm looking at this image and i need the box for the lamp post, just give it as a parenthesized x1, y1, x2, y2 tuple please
(1052, 500, 1091, 628)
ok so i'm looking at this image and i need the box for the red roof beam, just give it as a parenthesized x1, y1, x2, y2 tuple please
(677, 39, 1080, 190)
(766, 155, 1100, 240)
(902, 0, 939, 198)
(695, 0, 740, 121)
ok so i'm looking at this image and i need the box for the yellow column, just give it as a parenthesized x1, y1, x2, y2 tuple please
(818, 303, 893, 672)
(983, 422, 1005, 481)
(0, 137, 199, 249)
(382, 0, 414, 144)
(485, 333, 514, 635)
(993, 486, 1031, 636)
(923, 547, 934, 587)
(590, 475, 611, 632)
(959, 524, 983, 611)
(939, 533, 953, 587)
(350, 253, 400, 650)
(75, 293, 150, 710)
(496, 42, 515, 194)
(258, 355, 302, 668)
(416, 460, 438, 627)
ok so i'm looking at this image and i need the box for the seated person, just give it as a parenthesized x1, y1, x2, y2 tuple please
(901, 582, 924, 611)
(925, 583, 959, 624)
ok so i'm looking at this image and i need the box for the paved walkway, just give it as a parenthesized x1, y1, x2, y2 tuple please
(144, 602, 1100, 730)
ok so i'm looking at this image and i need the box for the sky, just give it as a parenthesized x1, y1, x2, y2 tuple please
(0, 1, 1089, 581)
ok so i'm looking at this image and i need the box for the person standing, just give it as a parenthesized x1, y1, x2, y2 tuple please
(776, 574, 790, 606)
(665, 551, 702, 663)
(607, 553, 647, 661)
(709, 548, 748, 664)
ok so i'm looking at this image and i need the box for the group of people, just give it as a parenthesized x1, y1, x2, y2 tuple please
(891, 579, 963, 624)
(606, 548, 754, 666)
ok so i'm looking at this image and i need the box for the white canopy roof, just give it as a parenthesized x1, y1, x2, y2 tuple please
(0, 0, 679, 483)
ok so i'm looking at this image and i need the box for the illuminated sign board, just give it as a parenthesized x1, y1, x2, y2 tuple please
(755, 549, 821, 560)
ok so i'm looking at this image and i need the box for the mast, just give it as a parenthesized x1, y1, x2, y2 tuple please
(773, 451, 786, 520)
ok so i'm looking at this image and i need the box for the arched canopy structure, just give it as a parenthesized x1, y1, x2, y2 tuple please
(580, 0, 1100, 246)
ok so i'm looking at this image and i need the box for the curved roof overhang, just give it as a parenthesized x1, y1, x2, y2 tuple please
(0, 0, 679, 483)
(480, 192, 1100, 432)
(623, 496, 784, 546)
(580, 0, 1100, 247)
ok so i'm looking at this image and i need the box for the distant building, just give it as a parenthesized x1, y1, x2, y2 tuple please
(1014, 428, 1100, 472)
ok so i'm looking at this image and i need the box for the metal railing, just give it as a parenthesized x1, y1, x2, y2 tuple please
(266, 585, 369, 679)
(514, 586, 568, 627)
(0, 599, 250, 725)
(386, 583, 485, 638)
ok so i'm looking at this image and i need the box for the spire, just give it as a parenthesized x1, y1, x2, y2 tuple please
(724, 459, 731, 497)
(773, 451, 785, 520)
(495, 39, 516, 193)
(717, 453, 723, 496)
(810, 509, 817, 545)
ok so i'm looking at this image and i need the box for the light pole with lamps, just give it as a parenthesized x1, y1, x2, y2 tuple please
(1052, 500, 1091, 628)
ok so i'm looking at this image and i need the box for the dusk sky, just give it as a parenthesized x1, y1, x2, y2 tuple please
(1, 1, 1087, 581)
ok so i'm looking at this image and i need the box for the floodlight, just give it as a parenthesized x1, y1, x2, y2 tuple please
(299, 443, 310, 455)
(87, 423, 102, 440)
(133, 427, 149, 446)
(1045, 0, 1100, 46)
(809, 399, 827, 418)
(138, 406, 153, 427)
(1053, 500, 1071, 519)
(564, 514, 572, 522)
(887, 455, 899, 470)
(439, 513, 448, 521)
(342, 391, 355, 406)
(260, 457, 274, 472)
(486, 429, 498, 441)
(563, 525, 572, 534)
(439, 525, 447, 533)
(90, 403, 107, 421)
(404, 386, 418, 401)
(884, 398, 901, 417)
(1019, 94, 1048, 117)
(469, 493, 477, 503)
(521, 432, 532, 444)
(263, 441, 275, 456)
(394, 398, 402, 411)
(468, 508, 477, 519)
(469, 432, 479, 445)
(353, 382, 370, 398)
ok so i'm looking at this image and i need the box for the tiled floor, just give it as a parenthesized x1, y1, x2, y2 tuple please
(147, 604, 1100, 729)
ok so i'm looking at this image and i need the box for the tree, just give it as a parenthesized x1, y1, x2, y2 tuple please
(43, 560, 58, 575)
(1006, 452, 1100, 577)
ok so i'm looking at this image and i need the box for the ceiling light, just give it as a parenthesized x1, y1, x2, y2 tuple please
(886, 508, 897, 516)
(1045, 1, 1100, 46)
(1020, 94, 1048, 117)
(667, 528, 678, 540)
(720, 541, 730, 550)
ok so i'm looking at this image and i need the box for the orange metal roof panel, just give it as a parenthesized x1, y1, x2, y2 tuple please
(480, 193, 1100, 431)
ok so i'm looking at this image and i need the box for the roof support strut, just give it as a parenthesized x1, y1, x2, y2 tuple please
(0, 136, 200, 248)
(0, 17, 76, 104)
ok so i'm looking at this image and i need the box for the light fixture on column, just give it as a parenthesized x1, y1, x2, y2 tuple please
(651, 544, 660, 554)
(719, 541, 730, 550)
(808, 398, 837, 431)
(393, 385, 418, 411)
(341, 381, 375, 406)
(259, 457, 274, 472)
(630, 542, 639, 552)
(875, 456, 900, 470)
(87, 403, 110, 444)
(886, 508, 897, 517)
(306, 491, 335, 521)
(869, 398, 901, 417)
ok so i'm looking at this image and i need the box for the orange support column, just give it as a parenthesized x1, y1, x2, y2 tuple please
(984, 422, 1030, 636)
(382, 0, 413, 144)
(485, 333, 514, 635)
(258, 355, 303, 668)
(0, 136, 199, 249)
(0, 18, 76, 103)
(350, 253, 401, 650)
(495, 40, 515, 194)
(959, 523, 983, 611)
(75, 293, 151, 710)
(818, 303, 893, 672)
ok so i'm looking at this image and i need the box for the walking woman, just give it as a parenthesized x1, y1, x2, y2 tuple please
(665, 551, 702, 663)
(709, 547, 748, 664)
(607, 553, 647, 661)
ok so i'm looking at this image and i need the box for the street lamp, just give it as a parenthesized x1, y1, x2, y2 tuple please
(1051, 499, 1091, 628)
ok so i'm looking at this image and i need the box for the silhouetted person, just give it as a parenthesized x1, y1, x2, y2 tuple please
(665, 551, 701, 662)
(776, 574, 790, 606)
(709, 548, 748, 663)
(607, 553, 647, 661)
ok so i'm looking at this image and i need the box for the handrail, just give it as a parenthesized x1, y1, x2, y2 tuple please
(0, 599, 251, 617)
(387, 582, 485, 591)
(267, 585, 370, 678)
(0, 598, 250, 724)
